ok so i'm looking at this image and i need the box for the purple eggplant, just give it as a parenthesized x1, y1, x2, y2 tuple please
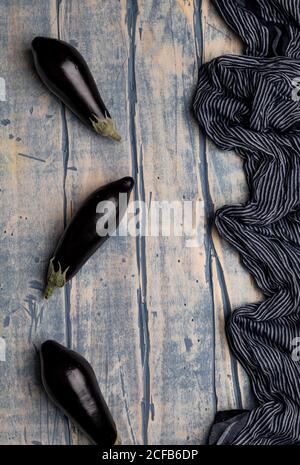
(44, 177, 134, 299)
(40, 340, 120, 445)
(31, 36, 121, 141)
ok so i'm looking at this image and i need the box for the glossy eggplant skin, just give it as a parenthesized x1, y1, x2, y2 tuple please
(31, 36, 121, 141)
(40, 340, 119, 446)
(45, 176, 134, 299)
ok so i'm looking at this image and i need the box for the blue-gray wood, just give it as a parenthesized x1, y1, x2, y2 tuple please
(0, 0, 255, 444)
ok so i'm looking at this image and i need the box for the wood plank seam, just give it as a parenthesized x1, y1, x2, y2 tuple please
(126, 0, 151, 445)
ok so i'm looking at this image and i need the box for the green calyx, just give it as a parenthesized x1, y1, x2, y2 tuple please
(114, 432, 122, 445)
(44, 258, 69, 299)
(90, 114, 121, 141)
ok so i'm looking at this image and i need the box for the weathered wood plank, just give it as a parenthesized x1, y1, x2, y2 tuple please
(132, 0, 216, 444)
(0, 0, 70, 445)
(202, 0, 258, 411)
(58, 0, 143, 445)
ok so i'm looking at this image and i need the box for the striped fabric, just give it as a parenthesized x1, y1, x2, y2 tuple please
(193, 0, 300, 444)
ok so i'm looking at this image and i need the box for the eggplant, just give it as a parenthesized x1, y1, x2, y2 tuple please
(40, 340, 120, 445)
(31, 36, 121, 141)
(45, 176, 134, 299)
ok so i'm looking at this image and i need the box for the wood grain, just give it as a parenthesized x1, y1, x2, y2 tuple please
(0, 0, 69, 445)
(0, 0, 257, 445)
(132, 0, 216, 445)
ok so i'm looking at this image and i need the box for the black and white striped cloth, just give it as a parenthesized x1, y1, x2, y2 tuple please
(193, 0, 300, 445)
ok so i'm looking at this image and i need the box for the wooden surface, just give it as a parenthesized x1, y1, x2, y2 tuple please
(0, 0, 260, 445)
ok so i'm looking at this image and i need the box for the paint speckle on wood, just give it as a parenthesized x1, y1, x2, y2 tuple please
(0, 78, 6, 102)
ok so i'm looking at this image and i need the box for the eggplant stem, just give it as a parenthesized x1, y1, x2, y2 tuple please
(114, 433, 122, 445)
(90, 114, 121, 141)
(44, 258, 69, 299)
